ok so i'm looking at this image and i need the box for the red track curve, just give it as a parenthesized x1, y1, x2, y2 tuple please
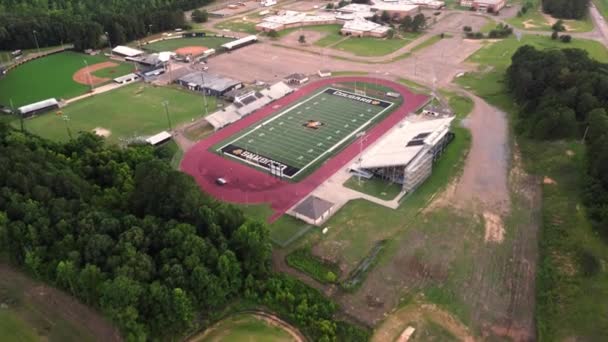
(181, 77, 428, 222)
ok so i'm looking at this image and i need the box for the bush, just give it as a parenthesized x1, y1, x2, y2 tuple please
(551, 30, 559, 40)
(560, 35, 572, 43)
(191, 9, 208, 23)
(325, 3, 334, 9)
(552, 19, 566, 32)
(463, 25, 472, 32)
(285, 249, 340, 284)
(578, 249, 601, 277)
(267, 29, 279, 38)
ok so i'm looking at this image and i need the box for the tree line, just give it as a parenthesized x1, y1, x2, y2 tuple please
(542, 0, 589, 20)
(506, 46, 608, 236)
(0, 0, 213, 51)
(0, 125, 368, 341)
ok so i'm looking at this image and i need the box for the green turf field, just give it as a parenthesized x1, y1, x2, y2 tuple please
(216, 85, 396, 179)
(194, 314, 296, 342)
(19, 83, 216, 144)
(143, 36, 234, 52)
(0, 51, 132, 107)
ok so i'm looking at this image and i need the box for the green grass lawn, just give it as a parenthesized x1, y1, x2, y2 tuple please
(507, 0, 593, 32)
(193, 313, 296, 342)
(595, 0, 608, 21)
(19, 84, 216, 144)
(0, 311, 39, 342)
(343, 176, 402, 200)
(332, 33, 420, 57)
(143, 36, 234, 52)
(300, 92, 473, 273)
(410, 34, 446, 53)
(0, 51, 132, 107)
(238, 204, 313, 247)
(455, 32, 608, 341)
(214, 19, 258, 34)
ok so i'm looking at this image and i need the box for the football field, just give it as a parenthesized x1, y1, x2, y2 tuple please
(218, 87, 395, 179)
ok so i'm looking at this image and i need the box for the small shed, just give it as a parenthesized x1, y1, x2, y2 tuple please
(292, 196, 334, 226)
(145, 131, 172, 145)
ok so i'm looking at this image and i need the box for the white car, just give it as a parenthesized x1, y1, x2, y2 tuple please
(216, 178, 227, 185)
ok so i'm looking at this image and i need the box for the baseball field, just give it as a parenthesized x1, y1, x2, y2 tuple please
(143, 36, 234, 52)
(192, 314, 297, 342)
(19, 83, 216, 143)
(0, 51, 134, 107)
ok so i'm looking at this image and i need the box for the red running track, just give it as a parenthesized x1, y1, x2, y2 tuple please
(181, 77, 429, 222)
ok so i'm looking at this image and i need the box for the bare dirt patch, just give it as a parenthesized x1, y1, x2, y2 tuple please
(93, 127, 111, 138)
(175, 46, 208, 56)
(72, 61, 118, 86)
(483, 211, 505, 243)
(543, 176, 557, 185)
(522, 19, 540, 29)
(566, 149, 575, 157)
(372, 300, 474, 342)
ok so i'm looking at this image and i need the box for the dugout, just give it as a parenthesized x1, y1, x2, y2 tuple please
(17, 98, 60, 118)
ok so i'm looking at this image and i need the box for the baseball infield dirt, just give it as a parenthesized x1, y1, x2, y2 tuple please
(73, 61, 118, 86)
(175, 46, 208, 56)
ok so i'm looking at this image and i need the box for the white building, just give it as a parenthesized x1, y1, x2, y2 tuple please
(352, 117, 454, 193)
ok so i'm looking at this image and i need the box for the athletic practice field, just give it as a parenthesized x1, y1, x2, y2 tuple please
(143, 36, 234, 52)
(0, 51, 133, 107)
(217, 85, 395, 179)
(20, 83, 215, 143)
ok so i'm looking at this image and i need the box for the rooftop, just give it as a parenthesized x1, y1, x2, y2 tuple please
(293, 196, 334, 221)
(112, 45, 144, 57)
(177, 72, 241, 92)
(357, 117, 454, 169)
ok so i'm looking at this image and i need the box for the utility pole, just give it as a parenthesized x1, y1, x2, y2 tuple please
(356, 131, 366, 186)
(105, 32, 113, 56)
(83, 59, 94, 92)
(10, 99, 23, 132)
(32, 30, 41, 55)
(162, 101, 173, 131)
(60, 113, 72, 140)
(200, 72, 209, 117)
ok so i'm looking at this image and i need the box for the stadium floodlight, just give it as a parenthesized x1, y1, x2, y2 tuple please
(32, 30, 41, 55)
(162, 101, 173, 131)
(105, 32, 113, 56)
(356, 131, 367, 186)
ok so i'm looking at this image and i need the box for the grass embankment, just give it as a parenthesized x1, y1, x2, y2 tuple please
(507, 0, 593, 32)
(456, 33, 608, 341)
(343, 176, 402, 201)
(193, 313, 296, 342)
(286, 249, 340, 284)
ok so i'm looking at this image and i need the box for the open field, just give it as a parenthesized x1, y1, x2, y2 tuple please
(192, 313, 297, 342)
(0, 263, 119, 342)
(19, 83, 215, 144)
(238, 204, 313, 247)
(457, 33, 608, 340)
(507, 0, 593, 32)
(595, 0, 608, 20)
(214, 18, 258, 34)
(214, 84, 398, 180)
(0, 51, 133, 107)
(143, 36, 234, 52)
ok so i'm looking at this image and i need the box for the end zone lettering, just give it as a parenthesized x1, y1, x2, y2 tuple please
(220, 144, 300, 177)
(325, 88, 392, 108)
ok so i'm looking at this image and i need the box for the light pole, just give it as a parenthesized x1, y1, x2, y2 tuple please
(32, 30, 41, 55)
(200, 72, 209, 117)
(162, 101, 173, 131)
(356, 131, 367, 186)
(105, 32, 113, 56)
(83, 59, 94, 92)
(60, 113, 72, 140)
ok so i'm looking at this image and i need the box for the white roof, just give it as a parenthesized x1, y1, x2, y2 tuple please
(145, 131, 172, 145)
(371, 3, 419, 12)
(206, 106, 242, 129)
(357, 117, 454, 169)
(18, 98, 58, 114)
(260, 81, 293, 100)
(221, 35, 257, 49)
(342, 19, 389, 33)
(112, 45, 144, 57)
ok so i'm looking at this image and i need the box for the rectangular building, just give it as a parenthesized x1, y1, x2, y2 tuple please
(176, 72, 242, 96)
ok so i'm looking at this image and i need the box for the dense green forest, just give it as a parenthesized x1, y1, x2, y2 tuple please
(0, 0, 213, 51)
(0, 125, 368, 341)
(542, 0, 590, 19)
(507, 46, 608, 235)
